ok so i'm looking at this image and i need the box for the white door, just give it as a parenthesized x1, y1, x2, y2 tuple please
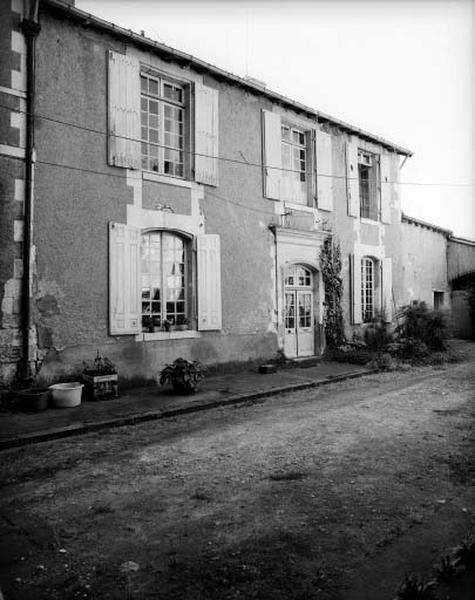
(283, 266, 315, 358)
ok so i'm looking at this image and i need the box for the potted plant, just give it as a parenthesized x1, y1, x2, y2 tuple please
(159, 358, 207, 394)
(142, 315, 153, 332)
(176, 316, 190, 331)
(82, 350, 119, 400)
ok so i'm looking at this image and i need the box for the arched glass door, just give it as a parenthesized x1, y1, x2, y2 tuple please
(283, 265, 314, 357)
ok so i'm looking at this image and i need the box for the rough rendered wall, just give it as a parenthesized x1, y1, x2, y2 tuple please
(31, 8, 278, 384)
(401, 223, 449, 308)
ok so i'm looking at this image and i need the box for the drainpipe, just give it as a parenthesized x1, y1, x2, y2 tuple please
(19, 1, 41, 381)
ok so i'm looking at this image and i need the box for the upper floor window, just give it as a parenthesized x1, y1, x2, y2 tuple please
(280, 124, 308, 205)
(358, 150, 379, 220)
(262, 110, 334, 211)
(108, 51, 219, 186)
(140, 72, 185, 177)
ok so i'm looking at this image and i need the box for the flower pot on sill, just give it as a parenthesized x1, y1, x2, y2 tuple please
(17, 388, 50, 412)
(82, 372, 119, 401)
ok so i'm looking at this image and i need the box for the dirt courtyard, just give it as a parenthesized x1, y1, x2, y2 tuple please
(0, 355, 474, 599)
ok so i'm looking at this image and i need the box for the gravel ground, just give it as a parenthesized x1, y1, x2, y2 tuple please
(0, 352, 474, 599)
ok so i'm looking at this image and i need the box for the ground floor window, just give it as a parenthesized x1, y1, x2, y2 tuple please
(361, 257, 374, 323)
(141, 231, 189, 330)
(433, 291, 444, 311)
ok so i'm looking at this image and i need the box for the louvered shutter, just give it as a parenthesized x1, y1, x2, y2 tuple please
(346, 141, 359, 217)
(380, 153, 392, 224)
(197, 234, 222, 330)
(262, 110, 282, 200)
(316, 131, 333, 211)
(108, 51, 141, 169)
(382, 257, 393, 322)
(350, 252, 362, 324)
(109, 222, 141, 335)
(195, 83, 219, 186)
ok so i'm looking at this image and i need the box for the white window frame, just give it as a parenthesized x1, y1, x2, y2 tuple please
(280, 123, 309, 205)
(140, 231, 192, 332)
(361, 256, 375, 323)
(358, 149, 379, 221)
(140, 69, 187, 179)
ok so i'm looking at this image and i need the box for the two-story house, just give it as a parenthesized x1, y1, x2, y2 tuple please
(7, 0, 464, 387)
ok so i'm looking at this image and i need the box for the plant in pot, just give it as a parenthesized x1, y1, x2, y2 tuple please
(142, 315, 153, 332)
(159, 358, 207, 394)
(82, 350, 119, 401)
(176, 316, 190, 331)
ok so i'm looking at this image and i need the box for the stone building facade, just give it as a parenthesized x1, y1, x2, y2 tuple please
(1, 0, 472, 386)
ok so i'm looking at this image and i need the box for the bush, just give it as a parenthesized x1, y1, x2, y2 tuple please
(395, 301, 448, 352)
(369, 352, 396, 371)
(363, 318, 393, 351)
(386, 337, 430, 362)
(330, 348, 374, 365)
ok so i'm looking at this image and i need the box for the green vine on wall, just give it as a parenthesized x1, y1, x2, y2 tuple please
(320, 236, 346, 349)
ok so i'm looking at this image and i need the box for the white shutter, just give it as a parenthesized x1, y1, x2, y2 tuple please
(346, 141, 359, 217)
(316, 131, 333, 211)
(197, 234, 222, 330)
(350, 252, 362, 324)
(380, 153, 392, 224)
(195, 83, 219, 186)
(108, 51, 141, 169)
(109, 222, 141, 335)
(382, 257, 393, 322)
(262, 110, 282, 200)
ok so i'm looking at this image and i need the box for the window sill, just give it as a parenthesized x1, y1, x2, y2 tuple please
(360, 217, 380, 225)
(136, 330, 201, 342)
(284, 201, 317, 213)
(143, 171, 192, 188)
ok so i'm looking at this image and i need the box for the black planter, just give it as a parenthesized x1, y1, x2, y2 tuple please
(17, 388, 50, 412)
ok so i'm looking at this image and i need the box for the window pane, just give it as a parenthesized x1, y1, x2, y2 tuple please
(148, 78, 159, 96)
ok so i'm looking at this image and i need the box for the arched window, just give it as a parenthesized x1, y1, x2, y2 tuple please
(361, 257, 374, 323)
(284, 265, 312, 287)
(141, 231, 189, 330)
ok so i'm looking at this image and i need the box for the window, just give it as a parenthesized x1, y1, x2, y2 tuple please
(361, 257, 374, 323)
(358, 150, 379, 220)
(141, 231, 189, 330)
(140, 72, 185, 177)
(433, 291, 444, 311)
(281, 125, 307, 184)
(280, 124, 308, 204)
(109, 223, 222, 335)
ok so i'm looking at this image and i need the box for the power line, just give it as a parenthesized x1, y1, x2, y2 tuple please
(1, 102, 473, 188)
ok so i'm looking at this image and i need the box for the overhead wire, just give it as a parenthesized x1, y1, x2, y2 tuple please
(0, 101, 472, 188)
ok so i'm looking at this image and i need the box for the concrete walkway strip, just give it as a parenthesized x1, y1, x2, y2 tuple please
(0, 367, 375, 451)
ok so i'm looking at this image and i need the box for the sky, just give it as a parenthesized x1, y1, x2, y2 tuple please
(78, 0, 474, 239)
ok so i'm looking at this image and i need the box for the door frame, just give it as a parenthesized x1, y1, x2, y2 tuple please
(283, 263, 317, 358)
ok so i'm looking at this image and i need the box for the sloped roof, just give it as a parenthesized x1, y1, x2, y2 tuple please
(44, 0, 413, 156)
